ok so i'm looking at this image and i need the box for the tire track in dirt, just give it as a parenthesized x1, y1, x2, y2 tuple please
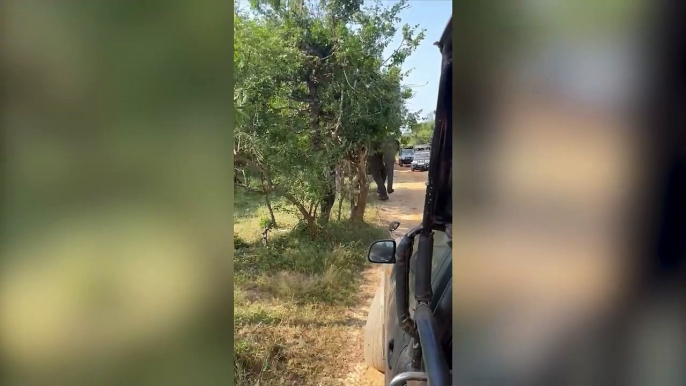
(340, 167, 428, 385)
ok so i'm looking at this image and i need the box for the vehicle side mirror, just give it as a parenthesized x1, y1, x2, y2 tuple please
(368, 239, 396, 264)
(388, 221, 400, 232)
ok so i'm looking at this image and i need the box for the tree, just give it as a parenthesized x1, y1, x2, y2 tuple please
(403, 118, 434, 147)
(234, 0, 424, 228)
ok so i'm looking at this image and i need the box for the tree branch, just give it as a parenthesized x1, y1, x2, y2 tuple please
(281, 191, 314, 221)
(234, 152, 267, 174)
(234, 156, 314, 222)
(382, 38, 407, 66)
(235, 180, 270, 195)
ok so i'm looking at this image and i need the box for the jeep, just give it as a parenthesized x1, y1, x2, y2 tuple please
(363, 15, 452, 386)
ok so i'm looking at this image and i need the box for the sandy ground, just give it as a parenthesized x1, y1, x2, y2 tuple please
(341, 166, 428, 385)
(374, 168, 428, 237)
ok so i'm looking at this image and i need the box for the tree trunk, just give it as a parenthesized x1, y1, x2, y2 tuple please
(319, 193, 335, 224)
(348, 161, 356, 217)
(337, 194, 344, 221)
(262, 175, 277, 228)
(319, 166, 336, 224)
(265, 194, 276, 227)
(304, 68, 336, 225)
(350, 148, 370, 222)
(280, 192, 315, 229)
(336, 163, 344, 222)
(350, 172, 369, 222)
(261, 220, 275, 247)
(307, 76, 322, 149)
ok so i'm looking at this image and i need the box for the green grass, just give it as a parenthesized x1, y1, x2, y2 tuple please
(233, 189, 387, 385)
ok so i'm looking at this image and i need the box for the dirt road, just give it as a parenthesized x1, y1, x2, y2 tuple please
(373, 168, 428, 237)
(342, 167, 428, 385)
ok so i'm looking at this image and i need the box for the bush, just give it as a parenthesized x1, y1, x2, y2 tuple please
(234, 234, 249, 249)
(258, 217, 273, 229)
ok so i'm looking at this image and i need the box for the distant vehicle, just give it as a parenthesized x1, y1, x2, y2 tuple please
(413, 144, 431, 153)
(411, 151, 430, 172)
(398, 148, 414, 166)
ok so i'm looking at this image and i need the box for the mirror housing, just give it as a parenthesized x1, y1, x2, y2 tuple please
(368, 239, 397, 264)
(388, 221, 401, 232)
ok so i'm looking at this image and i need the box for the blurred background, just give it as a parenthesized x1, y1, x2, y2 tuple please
(4, 0, 686, 385)
(452, 1, 686, 385)
(1, 1, 232, 385)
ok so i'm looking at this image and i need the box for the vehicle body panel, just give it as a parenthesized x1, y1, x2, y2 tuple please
(383, 229, 452, 384)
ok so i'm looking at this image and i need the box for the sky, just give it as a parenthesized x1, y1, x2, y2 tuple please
(375, 0, 451, 121)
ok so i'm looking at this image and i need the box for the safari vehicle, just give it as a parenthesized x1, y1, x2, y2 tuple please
(398, 148, 414, 166)
(410, 151, 430, 172)
(413, 144, 431, 153)
(363, 16, 452, 386)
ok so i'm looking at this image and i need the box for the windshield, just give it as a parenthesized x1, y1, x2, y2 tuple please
(414, 151, 430, 159)
(401, 149, 413, 156)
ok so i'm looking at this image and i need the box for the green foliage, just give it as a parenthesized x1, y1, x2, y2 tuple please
(234, 234, 250, 249)
(258, 217, 273, 229)
(403, 117, 434, 147)
(234, 0, 424, 225)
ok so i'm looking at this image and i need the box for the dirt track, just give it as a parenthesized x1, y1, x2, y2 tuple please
(374, 168, 428, 236)
(342, 166, 428, 385)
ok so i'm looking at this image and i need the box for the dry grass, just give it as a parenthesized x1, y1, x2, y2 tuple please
(233, 189, 387, 385)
